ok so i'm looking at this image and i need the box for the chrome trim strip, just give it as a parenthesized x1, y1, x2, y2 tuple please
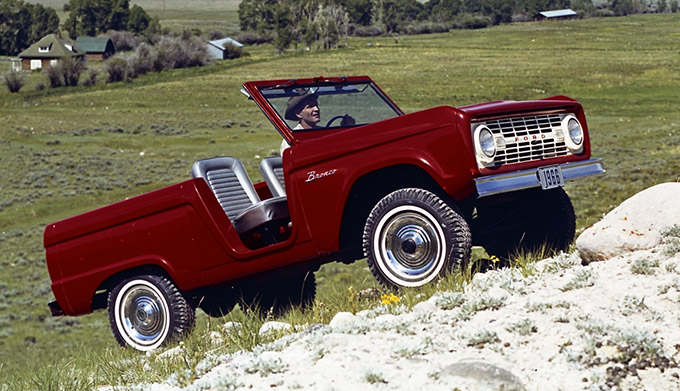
(474, 158, 605, 198)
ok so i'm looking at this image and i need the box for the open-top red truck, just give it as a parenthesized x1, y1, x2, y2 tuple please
(44, 75, 604, 350)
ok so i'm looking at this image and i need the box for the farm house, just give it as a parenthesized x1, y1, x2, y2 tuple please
(18, 34, 85, 71)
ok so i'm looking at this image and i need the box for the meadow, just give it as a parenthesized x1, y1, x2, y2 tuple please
(1, 12, 680, 388)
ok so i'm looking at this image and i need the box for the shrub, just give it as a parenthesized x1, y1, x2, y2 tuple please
(209, 30, 226, 40)
(236, 30, 273, 45)
(61, 57, 84, 87)
(127, 42, 156, 78)
(3, 71, 25, 93)
(630, 258, 659, 275)
(457, 15, 492, 29)
(154, 35, 211, 70)
(402, 22, 449, 35)
(103, 57, 128, 83)
(35, 81, 46, 91)
(43, 64, 63, 88)
(106, 30, 140, 51)
(83, 69, 98, 86)
(351, 25, 384, 37)
(223, 41, 242, 59)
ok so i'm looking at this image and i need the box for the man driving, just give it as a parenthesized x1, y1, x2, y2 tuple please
(280, 92, 355, 154)
(285, 93, 321, 130)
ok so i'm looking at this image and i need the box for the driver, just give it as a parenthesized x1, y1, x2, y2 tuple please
(285, 93, 321, 130)
(280, 92, 355, 154)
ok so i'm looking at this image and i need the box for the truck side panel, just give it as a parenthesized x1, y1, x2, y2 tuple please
(45, 180, 231, 316)
(286, 106, 476, 254)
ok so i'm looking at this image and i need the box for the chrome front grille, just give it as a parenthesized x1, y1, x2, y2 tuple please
(480, 114, 570, 166)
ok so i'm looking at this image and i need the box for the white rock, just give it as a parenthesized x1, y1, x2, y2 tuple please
(222, 321, 242, 333)
(412, 300, 437, 314)
(208, 331, 223, 345)
(156, 343, 184, 360)
(259, 321, 292, 336)
(329, 311, 356, 328)
(576, 183, 680, 263)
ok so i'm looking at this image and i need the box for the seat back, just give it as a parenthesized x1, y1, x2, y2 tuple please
(259, 157, 286, 197)
(191, 157, 259, 220)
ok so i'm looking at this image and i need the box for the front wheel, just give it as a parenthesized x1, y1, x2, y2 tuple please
(473, 187, 576, 259)
(108, 275, 195, 351)
(363, 188, 471, 289)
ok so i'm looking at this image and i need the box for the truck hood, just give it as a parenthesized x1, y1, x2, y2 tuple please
(457, 95, 580, 120)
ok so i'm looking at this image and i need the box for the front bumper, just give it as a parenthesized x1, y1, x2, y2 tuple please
(474, 158, 605, 198)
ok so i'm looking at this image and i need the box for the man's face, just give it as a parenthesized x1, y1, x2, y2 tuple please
(297, 98, 320, 128)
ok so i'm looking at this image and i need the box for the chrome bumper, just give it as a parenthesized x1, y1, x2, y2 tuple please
(474, 158, 605, 198)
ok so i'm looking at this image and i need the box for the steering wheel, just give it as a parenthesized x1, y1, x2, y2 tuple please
(325, 115, 347, 127)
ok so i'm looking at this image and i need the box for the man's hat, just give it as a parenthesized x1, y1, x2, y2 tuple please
(284, 90, 318, 121)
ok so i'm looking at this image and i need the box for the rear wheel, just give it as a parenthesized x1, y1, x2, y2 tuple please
(363, 188, 471, 289)
(108, 275, 195, 351)
(240, 271, 316, 317)
(199, 287, 236, 318)
(473, 187, 575, 259)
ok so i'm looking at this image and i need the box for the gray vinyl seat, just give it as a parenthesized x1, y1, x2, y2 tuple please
(259, 157, 286, 197)
(191, 157, 289, 238)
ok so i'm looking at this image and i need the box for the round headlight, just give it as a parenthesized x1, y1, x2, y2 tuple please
(478, 127, 496, 158)
(562, 115, 584, 152)
(567, 118, 583, 145)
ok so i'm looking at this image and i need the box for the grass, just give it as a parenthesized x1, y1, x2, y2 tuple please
(1, 12, 680, 389)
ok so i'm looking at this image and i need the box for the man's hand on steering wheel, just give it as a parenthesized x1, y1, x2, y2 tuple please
(326, 114, 356, 127)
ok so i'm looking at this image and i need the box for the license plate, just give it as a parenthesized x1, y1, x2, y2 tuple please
(537, 166, 564, 190)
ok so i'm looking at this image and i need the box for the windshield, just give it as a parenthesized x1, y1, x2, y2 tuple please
(259, 82, 402, 131)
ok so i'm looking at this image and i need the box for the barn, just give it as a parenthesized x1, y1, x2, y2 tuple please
(534, 9, 578, 21)
(207, 38, 243, 60)
(75, 37, 116, 61)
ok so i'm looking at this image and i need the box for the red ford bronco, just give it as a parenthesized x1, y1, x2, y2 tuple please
(44, 75, 604, 350)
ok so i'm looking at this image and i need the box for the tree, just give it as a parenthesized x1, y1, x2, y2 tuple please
(108, 0, 130, 31)
(338, 0, 373, 26)
(272, 1, 294, 53)
(481, 0, 514, 25)
(128, 4, 147, 33)
(63, 0, 151, 38)
(658, 0, 667, 12)
(426, 0, 463, 23)
(0, 0, 58, 56)
(27, 3, 59, 43)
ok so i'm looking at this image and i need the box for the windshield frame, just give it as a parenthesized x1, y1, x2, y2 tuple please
(242, 76, 403, 147)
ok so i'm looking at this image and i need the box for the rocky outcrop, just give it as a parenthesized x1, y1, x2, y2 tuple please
(576, 183, 680, 263)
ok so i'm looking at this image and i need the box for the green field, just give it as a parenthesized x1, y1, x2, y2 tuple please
(29, 0, 243, 33)
(1, 13, 680, 387)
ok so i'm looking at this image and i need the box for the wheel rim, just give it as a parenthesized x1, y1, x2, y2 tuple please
(114, 280, 170, 351)
(374, 205, 446, 287)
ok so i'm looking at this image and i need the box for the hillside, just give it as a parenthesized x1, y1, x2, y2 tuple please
(1, 13, 679, 387)
(100, 184, 680, 391)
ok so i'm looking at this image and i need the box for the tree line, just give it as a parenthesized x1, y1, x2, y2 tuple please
(238, 0, 680, 51)
(0, 0, 59, 56)
(0, 0, 158, 56)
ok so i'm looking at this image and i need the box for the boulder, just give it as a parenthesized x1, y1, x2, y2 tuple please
(576, 183, 680, 263)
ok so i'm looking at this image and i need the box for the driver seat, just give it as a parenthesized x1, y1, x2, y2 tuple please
(259, 157, 286, 197)
(192, 157, 290, 248)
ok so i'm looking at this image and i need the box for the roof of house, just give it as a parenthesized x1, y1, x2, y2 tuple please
(537, 9, 578, 18)
(18, 34, 85, 58)
(75, 36, 115, 53)
(208, 38, 243, 50)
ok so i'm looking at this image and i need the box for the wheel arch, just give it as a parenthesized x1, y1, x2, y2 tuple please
(92, 263, 177, 311)
(338, 164, 449, 261)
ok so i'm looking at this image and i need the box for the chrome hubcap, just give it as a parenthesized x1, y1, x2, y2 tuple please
(118, 283, 168, 348)
(376, 206, 445, 286)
